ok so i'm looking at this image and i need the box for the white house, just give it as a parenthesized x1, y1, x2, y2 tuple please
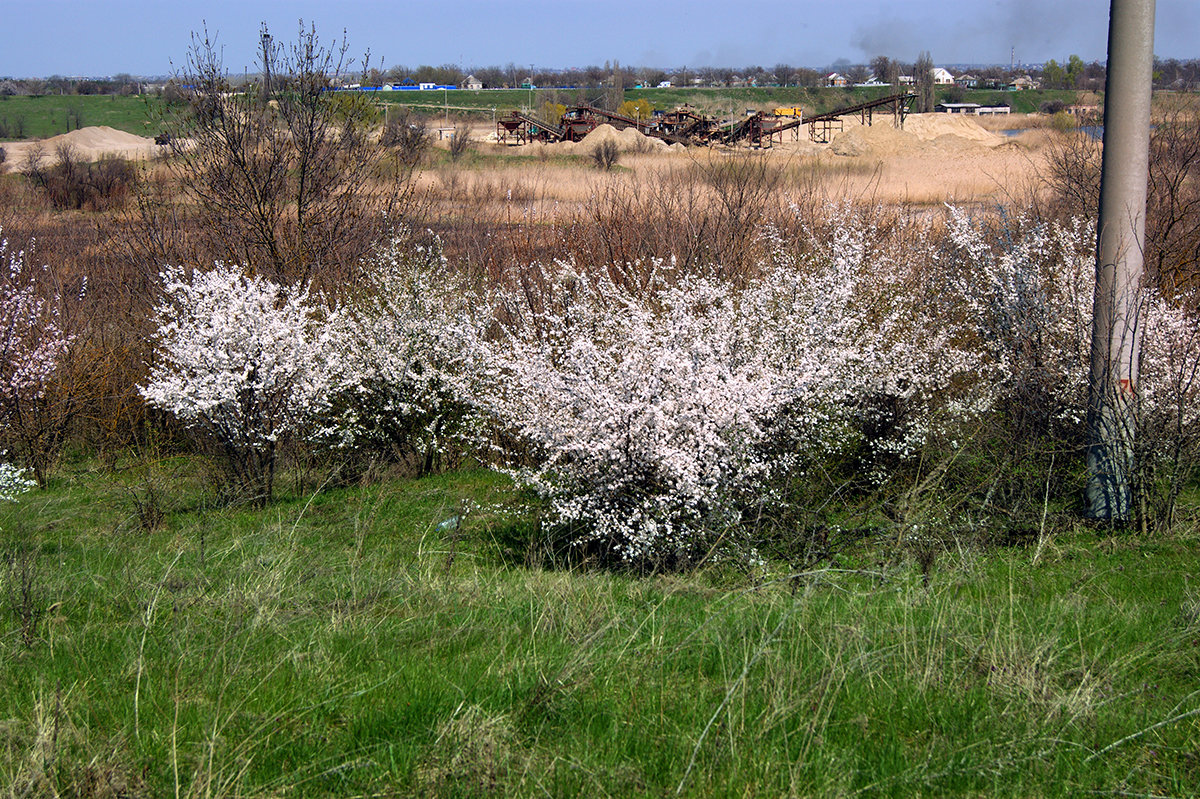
(932, 68, 955, 85)
(825, 73, 847, 87)
(464, 74, 483, 90)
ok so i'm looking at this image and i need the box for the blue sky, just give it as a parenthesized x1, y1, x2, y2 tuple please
(2, 0, 1196, 77)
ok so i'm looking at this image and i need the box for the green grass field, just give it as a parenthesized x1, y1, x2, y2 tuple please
(0, 95, 163, 140)
(2, 456, 1197, 797)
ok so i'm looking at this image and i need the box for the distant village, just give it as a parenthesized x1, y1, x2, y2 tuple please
(2, 55, 1199, 97)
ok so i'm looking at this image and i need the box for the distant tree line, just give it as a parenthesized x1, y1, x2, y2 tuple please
(0, 74, 144, 97)
(362, 63, 830, 90)
(5, 57, 1200, 95)
(1153, 58, 1200, 90)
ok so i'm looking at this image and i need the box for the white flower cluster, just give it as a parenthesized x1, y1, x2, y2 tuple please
(140, 263, 339, 464)
(941, 208, 1200, 450)
(139, 242, 473, 495)
(942, 208, 1095, 429)
(461, 208, 1200, 562)
(0, 458, 34, 504)
(467, 263, 787, 564)
(314, 236, 480, 463)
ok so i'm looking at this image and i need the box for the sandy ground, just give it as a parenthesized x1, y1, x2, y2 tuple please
(1, 126, 160, 171)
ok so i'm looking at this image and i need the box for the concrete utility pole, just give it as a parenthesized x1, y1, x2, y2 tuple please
(1086, 0, 1156, 523)
(261, 29, 273, 104)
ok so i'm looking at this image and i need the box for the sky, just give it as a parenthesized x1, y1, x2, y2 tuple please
(2, 0, 1196, 78)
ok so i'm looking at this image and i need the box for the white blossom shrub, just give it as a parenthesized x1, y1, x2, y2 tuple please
(755, 209, 985, 470)
(0, 231, 72, 486)
(941, 210, 1200, 434)
(140, 263, 339, 505)
(1132, 288, 1200, 525)
(132, 207, 1200, 543)
(931, 208, 1200, 526)
(316, 234, 479, 474)
(941, 209, 1095, 433)
(461, 214, 996, 565)
(0, 458, 34, 504)
(460, 206, 1200, 563)
(466, 263, 790, 566)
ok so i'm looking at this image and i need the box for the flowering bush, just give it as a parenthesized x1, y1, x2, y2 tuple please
(941, 209, 1095, 434)
(0, 458, 34, 505)
(140, 263, 338, 505)
(755, 209, 984, 469)
(316, 234, 478, 474)
(0, 231, 72, 485)
(461, 206, 1200, 564)
(462, 212, 1003, 565)
(468, 263, 789, 566)
(133, 208, 1200, 546)
(1132, 288, 1200, 526)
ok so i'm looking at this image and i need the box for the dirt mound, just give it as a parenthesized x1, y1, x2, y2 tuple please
(578, 124, 621, 149)
(830, 123, 923, 157)
(576, 124, 670, 154)
(905, 114, 1004, 146)
(2, 126, 158, 171)
(50, 126, 157, 152)
(829, 114, 1004, 157)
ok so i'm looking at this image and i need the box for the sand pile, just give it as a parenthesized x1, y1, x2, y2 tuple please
(829, 113, 1004, 157)
(576, 124, 617, 148)
(830, 123, 921, 157)
(575, 124, 671, 154)
(904, 114, 1004, 145)
(50, 126, 157, 153)
(2, 126, 159, 171)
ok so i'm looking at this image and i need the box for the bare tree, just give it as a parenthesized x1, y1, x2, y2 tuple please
(382, 107, 431, 171)
(160, 22, 408, 288)
(448, 122, 472, 162)
(605, 59, 624, 111)
(870, 55, 901, 86)
(846, 64, 870, 85)
(591, 139, 619, 171)
(914, 51, 936, 112)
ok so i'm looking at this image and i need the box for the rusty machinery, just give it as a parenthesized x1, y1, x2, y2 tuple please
(496, 110, 566, 145)
(497, 92, 914, 149)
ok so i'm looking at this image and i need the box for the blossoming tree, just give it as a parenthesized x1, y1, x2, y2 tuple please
(0, 232, 72, 486)
(140, 263, 338, 505)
